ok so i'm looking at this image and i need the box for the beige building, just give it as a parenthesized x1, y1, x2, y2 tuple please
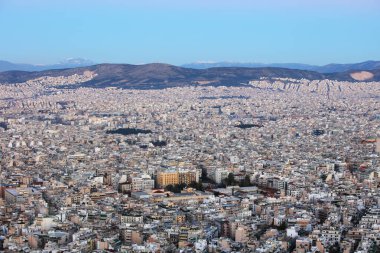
(235, 226, 248, 243)
(157, 170, 199, 187)
(157, 171, 179, 187)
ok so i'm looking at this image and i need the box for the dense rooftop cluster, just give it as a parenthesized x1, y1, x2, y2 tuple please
(0, 76, 379, 252)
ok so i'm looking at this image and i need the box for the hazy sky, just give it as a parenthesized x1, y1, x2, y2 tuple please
(1, 0, 379, 65)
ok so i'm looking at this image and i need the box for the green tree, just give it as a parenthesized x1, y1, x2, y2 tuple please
(368, 240, 379, 253)
(196, 181, 204, 191)
(239, 175, 252, 187)
(278, 221, 288, 231)
(328, 242, 341, 253)
(189, 181, 204, 191)
(165, 184, 174, 192)
(224, 173, 236, 186)
(189, 181, 197, 188)
(288, 239, 296, 253)
(173, 184, 180, 193)
(165, 183, 187, 193)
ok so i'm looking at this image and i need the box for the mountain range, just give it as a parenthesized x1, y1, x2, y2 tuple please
(0, 59, 380, 89)
(182, 60, 380, 73)
(0, 62, 379, 89)
(2, 59, 380, 74)
(0, 58, 94, 72)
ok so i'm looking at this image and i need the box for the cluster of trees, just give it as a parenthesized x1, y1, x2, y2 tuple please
(189, 181, 204, 191)
(320, 174, 327, 182)
(196, 165, 253, 188)
(106, 128, 152, 135)
(197, 164, 214, 184)
(164, 183, 187, 193)
(277, 221, 288, 231)
(351, 209, 367, 226)
(328, 242, 341, 253)
(368, 240, 379, 253)
(287, 238, 296, 253)
(164, 181, 204, 193)
(270, 221, 288, 231)
(222, 173, 253, 187)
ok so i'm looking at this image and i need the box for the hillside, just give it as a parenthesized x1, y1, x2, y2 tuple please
(0, 63, 379, 89)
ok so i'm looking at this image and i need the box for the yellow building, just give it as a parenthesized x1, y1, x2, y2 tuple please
(157, 170, 199, 187)
(157, 171, 179, 187)
(179, 171, 197, 185)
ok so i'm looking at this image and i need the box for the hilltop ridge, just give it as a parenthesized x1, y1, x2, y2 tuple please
(0, 63, 379, 89)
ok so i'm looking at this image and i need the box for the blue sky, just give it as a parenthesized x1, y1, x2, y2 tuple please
(0, 0, 379, 65)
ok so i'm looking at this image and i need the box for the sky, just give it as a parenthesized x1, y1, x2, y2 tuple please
(0, 0, 379, 65)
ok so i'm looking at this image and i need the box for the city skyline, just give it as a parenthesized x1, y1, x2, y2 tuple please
(1, 0, 380, 252)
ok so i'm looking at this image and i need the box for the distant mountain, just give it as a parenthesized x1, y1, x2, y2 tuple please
(182, 62, 316, 71)
(182, 60, 380, 73)
(0, 58, 95, 72)
(0, 63, 379, 89)
(3, 59, 380, 74)
(0, 61, 36, 72)
(314, 61, 380, 73)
